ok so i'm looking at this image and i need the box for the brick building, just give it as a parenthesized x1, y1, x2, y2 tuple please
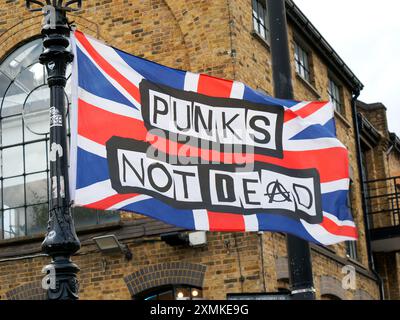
(0, 0, 398, 300)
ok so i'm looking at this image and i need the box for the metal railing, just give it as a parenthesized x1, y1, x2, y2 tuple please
(365, 176, 400, 229)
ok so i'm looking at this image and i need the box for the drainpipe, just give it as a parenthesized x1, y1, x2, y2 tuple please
(351, 91, 385, 300)
(267, 0, 315, 300)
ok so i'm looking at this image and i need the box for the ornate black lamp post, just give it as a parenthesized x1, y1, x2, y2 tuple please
(26, 0, 82, 300)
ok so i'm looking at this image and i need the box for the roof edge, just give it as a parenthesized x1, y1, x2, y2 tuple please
(286, 0, 364, 93)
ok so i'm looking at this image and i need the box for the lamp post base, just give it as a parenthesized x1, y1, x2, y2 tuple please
(45, 257, 80, 300)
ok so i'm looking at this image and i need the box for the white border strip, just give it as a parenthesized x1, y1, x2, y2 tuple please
(69, 31, 79, 202)
(184, 72, 200, 92)
(193, 210, 210, 230)
(244, 215, 259, 231)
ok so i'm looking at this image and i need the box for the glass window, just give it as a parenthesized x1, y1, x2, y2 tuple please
(294, 42, 311, 82)
(346, 241, 358, 260)
(252, 0, 270, 42)
(3, 207, 26, 239)
(328, 78, 343, 114)
(0, 39, 120, 240)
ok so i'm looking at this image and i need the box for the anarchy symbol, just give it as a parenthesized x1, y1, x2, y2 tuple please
(265, 180, 292, 203)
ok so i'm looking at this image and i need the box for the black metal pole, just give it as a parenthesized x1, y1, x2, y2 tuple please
(26, 1, 81, 300)
(267, 0, 315, 300)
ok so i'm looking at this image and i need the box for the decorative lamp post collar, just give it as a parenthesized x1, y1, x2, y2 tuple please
(26, 0, 82, 12)
(26, 0, 83, 300)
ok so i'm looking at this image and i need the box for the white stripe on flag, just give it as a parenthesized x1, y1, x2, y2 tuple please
(323, 211, 356, 227)
(321, 178, 350, 194)
(184, 72, 200, 92)
(78, 87, 142, 120)
(108, 194, 152, 211)
(244, 215, 259, 231)
(288, 101, 310, 112)
(78, 135, 107, 158)
(193, 210, 210, 230)
(230, 81, 245, 99)
(301, 220, 357, 245)
(283, 102, 334, 141)
(85, 34, 143, 87)
(74, 180, 116, 206)
(283, 137, 346, 151)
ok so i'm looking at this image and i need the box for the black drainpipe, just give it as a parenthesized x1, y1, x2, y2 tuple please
(351, 91, 385, 300)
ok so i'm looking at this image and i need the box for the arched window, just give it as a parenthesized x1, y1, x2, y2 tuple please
(0, 39, 119, 240)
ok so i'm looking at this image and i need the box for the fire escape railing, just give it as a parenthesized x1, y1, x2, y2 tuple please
(365, 176, 400, 230)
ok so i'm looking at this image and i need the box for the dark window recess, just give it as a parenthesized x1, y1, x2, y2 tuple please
(0, 39, 119, 240)
(294, 41, 311, 82)
(345, 180, 358, 260)
(328, 78, 343, 114)
(346, 241, 358, 260)
(252, 0, 270, 42)
(137, 285, 203, 301)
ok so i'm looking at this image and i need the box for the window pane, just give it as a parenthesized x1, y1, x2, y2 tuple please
(27, 204, 48, 235)
(0, 71, 11, 101)
(73, 207, 99, 228)
(2, 146, 23, 177)
(3, 176, 24, 209)
(25, 141, 47, 173)
(0, 39, 42, 79)
(259, 26, 266, 39)
(1, 82, 25, 117)
(26, 172, 48, 205)
(1, 115, 23, 146)
(303, 53, 309, 70)
(24, 85, 50, 136)
(99, 210, 120, 224)
(2, 207, 25, 239)
(13, 64, 43, 94)
(176, 287, 191, 300)
(253, 17, 259, 33)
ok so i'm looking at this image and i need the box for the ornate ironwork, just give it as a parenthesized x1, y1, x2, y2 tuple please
(26, 0, 82, 300)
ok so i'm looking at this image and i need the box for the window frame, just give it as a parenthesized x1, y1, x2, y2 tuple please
(252, 0, 270, 43)
(328, 76, 344, 115)
(294, 40, 312, 83)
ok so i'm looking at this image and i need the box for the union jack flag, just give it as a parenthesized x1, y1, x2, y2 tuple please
(69, 30, 358, 245)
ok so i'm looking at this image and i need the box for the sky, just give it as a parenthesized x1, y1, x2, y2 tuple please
(293, 0, 400, 136)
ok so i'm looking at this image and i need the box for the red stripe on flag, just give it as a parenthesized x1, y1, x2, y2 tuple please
(147, 132, 348, 183)
(284, 102, 329, 123)
(85, 193, 139, 210)
(296, 101, 327, 118)
(207, 211, 245, 232)
(78, 99, 148, 144)
(197, 74, 233, 98)
(74, 31, 141, 104)
(284, 110, 298, 123)
(320, 217, 358, 238)
(254, 148, 349, 183)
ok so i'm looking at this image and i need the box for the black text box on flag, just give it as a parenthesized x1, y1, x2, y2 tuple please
(139, 80, 285, 159)
(106, 137, 323, 224)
